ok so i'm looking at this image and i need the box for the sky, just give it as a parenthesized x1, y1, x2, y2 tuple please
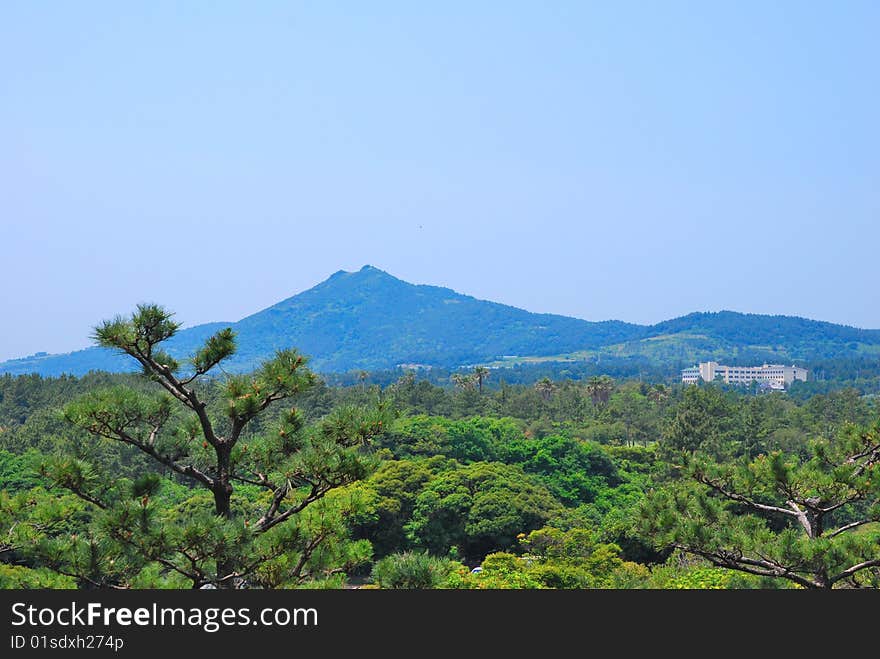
(1, 2, 878, 362)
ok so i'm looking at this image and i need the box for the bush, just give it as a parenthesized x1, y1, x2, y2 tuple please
(370, 551, 457, 589)
(0, 564, 76, 589)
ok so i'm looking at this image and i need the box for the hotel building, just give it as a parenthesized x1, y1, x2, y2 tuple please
(681, 361, 808, 389)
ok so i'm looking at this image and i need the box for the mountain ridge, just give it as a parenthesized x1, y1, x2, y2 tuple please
(2, 266, 879, 377)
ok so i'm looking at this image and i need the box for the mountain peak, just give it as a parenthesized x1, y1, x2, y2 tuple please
(327, 265, 394, 280)
(353, 264, 397, 279)
(3, 266, 879, 378)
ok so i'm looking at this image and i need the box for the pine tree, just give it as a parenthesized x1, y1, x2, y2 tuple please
(641, 421, 880, 588)
(37, 304, 388, 588)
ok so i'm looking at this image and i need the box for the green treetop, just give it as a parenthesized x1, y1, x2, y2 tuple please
(641, 420, 880, 588)
(40, 304, 388, 588)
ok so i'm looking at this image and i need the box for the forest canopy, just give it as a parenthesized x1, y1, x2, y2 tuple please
(1, 310, 878, 589)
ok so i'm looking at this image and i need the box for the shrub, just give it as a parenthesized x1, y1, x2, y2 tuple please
(370, 551, 457, 589)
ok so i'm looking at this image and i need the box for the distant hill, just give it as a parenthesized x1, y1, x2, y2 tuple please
(542, 312, 880, 368)
(2, 266, 879, 377)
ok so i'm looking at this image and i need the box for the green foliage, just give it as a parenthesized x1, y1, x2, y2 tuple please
(0, 564, 77, 589)
(662, 384, 736, 458)
(0, 449, 44, 492)
(382, 415, 522, 462)
(645, 553, 788, 589)
(347, 457, 450, 558)
(445, 552, 545, 589)
(370, 551, 457, 589)
(1, 304, 387, 589)
(380, 416, 623, 507)
(650, 565, 736, 589)
(405, 461, 562, 560)
(502, 434, 619, 506)
(191, 328, 236, 375)
(517, 526, 635, 588)
(3, 348, 880, 590)
(641, 420, 880, 588)
(445, 530, 648, 589)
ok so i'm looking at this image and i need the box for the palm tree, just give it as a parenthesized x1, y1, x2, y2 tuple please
(451, 373, 476, 391)
(534, 377, 554, 402)
(585, 375, 614, 407)
(473, 366, 491, 394)
(647, 383, 669, 405)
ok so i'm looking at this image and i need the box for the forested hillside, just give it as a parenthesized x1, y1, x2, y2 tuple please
(3, 348, 878, 589)
(3, 266, 879, 378)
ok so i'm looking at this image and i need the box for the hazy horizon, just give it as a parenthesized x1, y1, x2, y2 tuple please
(3, 3, 879, 361)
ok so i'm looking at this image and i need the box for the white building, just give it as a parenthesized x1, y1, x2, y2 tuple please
(681, 361, 808, 389)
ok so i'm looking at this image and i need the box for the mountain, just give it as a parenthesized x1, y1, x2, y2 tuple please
(0, 266, 642, 376)
(0, 322, 234, 378)
(2, 266, 879, 377)
(579, 311, 880, 368)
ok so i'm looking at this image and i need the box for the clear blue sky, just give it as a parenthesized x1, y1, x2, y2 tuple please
(2, 2, 878, 361)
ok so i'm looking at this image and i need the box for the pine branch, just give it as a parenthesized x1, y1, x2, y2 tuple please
(88, 424, 214, 489)
(695, 474, 801, 519)
(227, 384, 297, 444)
(214, 544, 291, 586)
(180, 328, 236, 385)
(255, 484, 330, 534)
(679, 545, 821, 589)
(114, 339, 221, 449)
(60, 483, 108, 511)
(289, 531, 329, 584)
(825, 519, 874, 539)
(830, 558, 880, 586)
(230, 472, 277, 490)
(785, 500, 814, 537)
(820, 491, 870, 514)
(52, 567, 129, 590)
(101, 520, 206, 588)
(846, 436, 880, 478)
(146, 360, 219, 448)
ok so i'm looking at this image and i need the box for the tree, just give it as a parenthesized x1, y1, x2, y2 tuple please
(379, 415, 518, 463)
(405, 461, 562, 561)
(640, 421, 880, 589)
(347, 456, 449, 558)
(472, 366, 491, 394)
(534, 377, 554, 402)
(42, 304, 386, 588)
(502, 434, 619, 506)
(356, 370, 371, 394)
(661, 384, 734, 458)
(646, 384, 669, 405)
(517, 526, 634, 588)
(608, 387, 653, 446)
(585, 376, 614, 408)
(444, 528, 646, 589)
(451, 373, 475, 391)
